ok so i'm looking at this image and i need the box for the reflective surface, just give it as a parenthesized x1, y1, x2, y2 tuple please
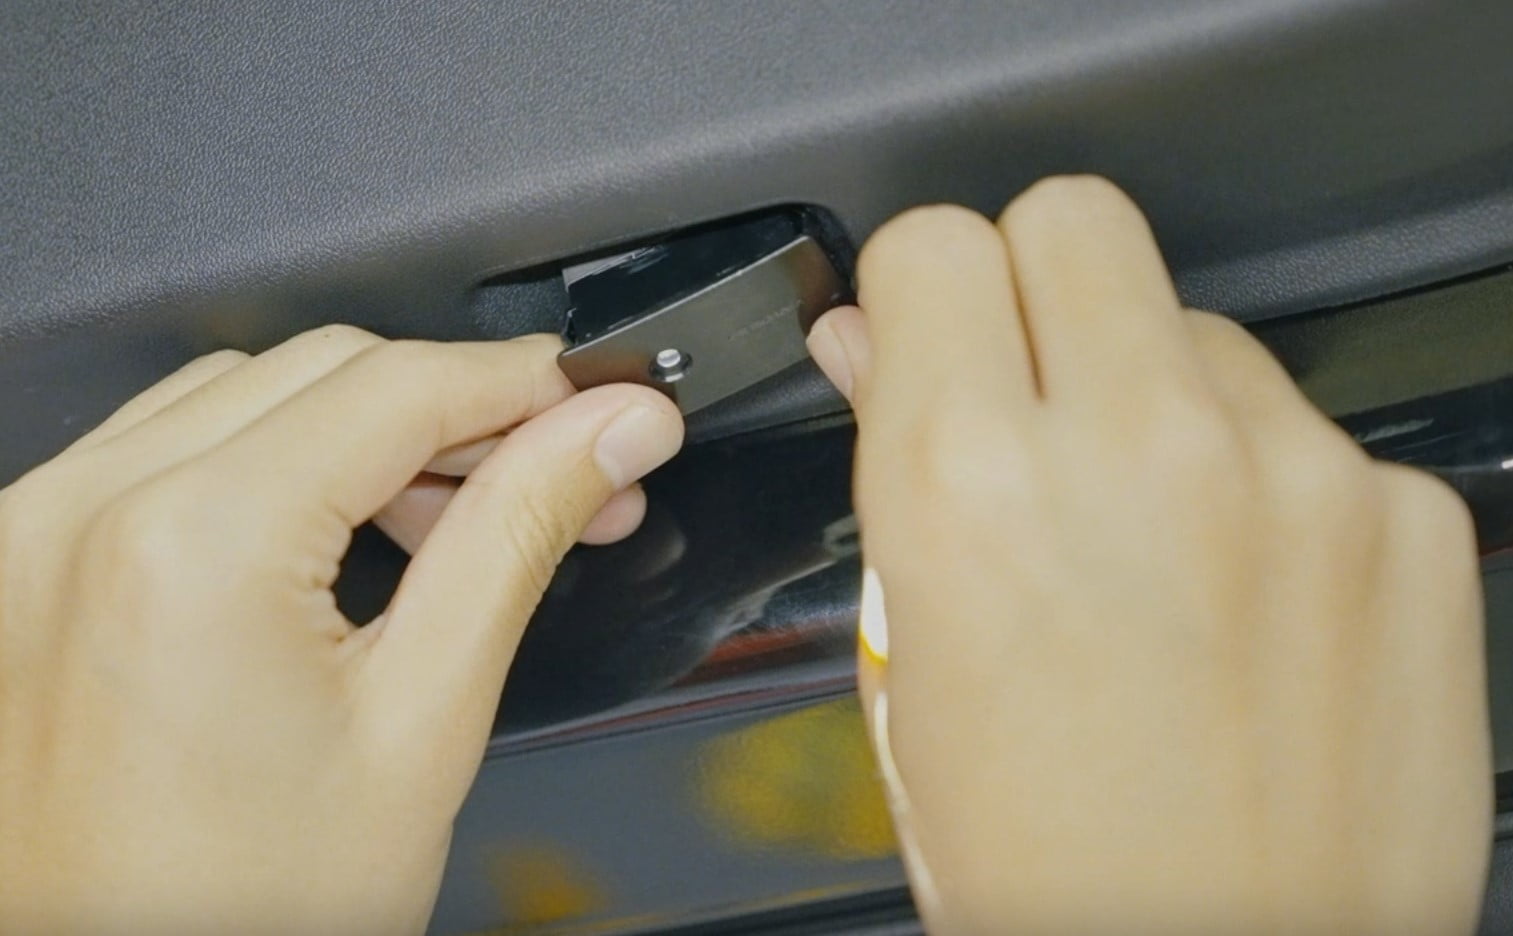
(429, 421, 906, 935)
(493, 418, 862, 746)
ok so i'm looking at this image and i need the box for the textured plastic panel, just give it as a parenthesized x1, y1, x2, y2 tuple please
(4, 0, 1513, 484)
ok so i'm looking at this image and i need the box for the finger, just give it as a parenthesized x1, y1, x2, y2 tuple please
(355, 385, 683, 764)
(64, 349, 249, 453)
(192, 336, 578, 535)
(420, 429, 650, 483)
(854, 205, 1036, 422)
(373, 474, 458, 555)
(578, 485, 649, 545)
(78, 325, 385, 484)
(806, 305, 872, 406)
(424, 434, 506, 476)
(997, 176, 1201, 410)
(1184, 311, 1348, 444)
(375, 479, 649, 553)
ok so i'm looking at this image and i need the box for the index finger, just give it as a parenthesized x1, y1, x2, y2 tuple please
(854, 204, 1037, 423)
(191, 335, 575, 535)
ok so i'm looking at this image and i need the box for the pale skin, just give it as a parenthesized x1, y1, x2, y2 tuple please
(0, 177, 1491, 934)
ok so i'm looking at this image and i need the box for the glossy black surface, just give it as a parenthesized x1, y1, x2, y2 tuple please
(429, 419, 886, 935)
(495, 419, 861, 743)
(563, 212, 826, 345)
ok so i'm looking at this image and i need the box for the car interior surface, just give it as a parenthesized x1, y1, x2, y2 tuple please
(2, 1, 1511, 933)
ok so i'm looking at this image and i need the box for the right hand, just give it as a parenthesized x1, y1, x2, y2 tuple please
(806, 176, 1490, 935)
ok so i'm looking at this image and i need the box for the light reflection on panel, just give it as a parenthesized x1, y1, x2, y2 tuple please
(432, 697, 903, 935)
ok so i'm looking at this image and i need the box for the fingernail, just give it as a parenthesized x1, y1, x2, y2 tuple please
(806, 315, 856, 403)
(594, 404, 684, 489)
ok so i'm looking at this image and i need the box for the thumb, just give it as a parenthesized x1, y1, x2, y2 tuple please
(357, 384, 683, 764)
(805, 305, 872, 407)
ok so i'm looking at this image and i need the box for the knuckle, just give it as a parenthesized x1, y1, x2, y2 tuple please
(267, 324, 385, 374)
(1135, 396, 1249, 490)
(1004, 174, 1135, 231)
(1269, 433, 1378, 521)
(1146, 392, 1235, 458)
(363, 338, 450, 381)
(1186, 309, 1251, 350)
(1385, 464, 1478, 546)
(300, 323, 382, 352)
(1186, 311, 1292, 380)
(860, 204, 999, 276)
(892, 416, 1031, 521)
(0, 463, 92, 540)
(193, 348, 251, 369)
(81, 479, 200, 584)
(1029, 172, 1130, 205)
(1004, 172, 1143, 244)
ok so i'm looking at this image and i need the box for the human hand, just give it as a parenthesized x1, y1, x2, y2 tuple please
(0, 330, 683, 935)
(806, 177, 1490, 935)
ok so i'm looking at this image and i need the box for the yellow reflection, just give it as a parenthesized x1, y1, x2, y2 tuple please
(859, 567, 889, 663)
(484, 844, 606, 930)
(695, 697, 897, 859)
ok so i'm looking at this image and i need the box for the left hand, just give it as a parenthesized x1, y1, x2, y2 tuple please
(0, 329, 684, 935)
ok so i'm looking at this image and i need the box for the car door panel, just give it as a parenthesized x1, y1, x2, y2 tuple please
(3, 2, 1511, 932)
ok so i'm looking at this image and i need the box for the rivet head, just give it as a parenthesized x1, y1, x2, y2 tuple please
(650, 348, 691, 383)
